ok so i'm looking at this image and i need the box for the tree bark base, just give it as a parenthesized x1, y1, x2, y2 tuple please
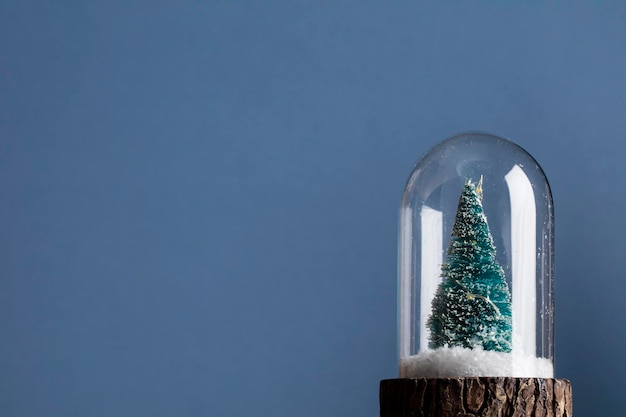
(380, 377, 572, 417)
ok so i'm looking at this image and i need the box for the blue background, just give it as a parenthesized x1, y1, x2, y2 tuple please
(1, 2, 625, 416)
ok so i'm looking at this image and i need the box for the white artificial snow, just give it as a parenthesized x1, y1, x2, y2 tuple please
(400, 347, 554, 378)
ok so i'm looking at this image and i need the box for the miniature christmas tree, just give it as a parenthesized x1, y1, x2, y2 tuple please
(427, 178, 512, 352)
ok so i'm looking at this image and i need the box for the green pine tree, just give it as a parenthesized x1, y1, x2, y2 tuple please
(427, 178, 512, 352)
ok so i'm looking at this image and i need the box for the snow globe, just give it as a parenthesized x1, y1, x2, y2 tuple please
(380, 132, 572, 417)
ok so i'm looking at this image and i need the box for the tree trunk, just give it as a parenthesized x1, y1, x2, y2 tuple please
(380, 377, 572, 417)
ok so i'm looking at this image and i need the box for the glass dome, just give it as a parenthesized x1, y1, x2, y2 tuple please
(398, 132, 554, 378)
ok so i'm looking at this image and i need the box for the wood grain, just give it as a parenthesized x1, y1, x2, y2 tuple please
(380, 378, 572, 417)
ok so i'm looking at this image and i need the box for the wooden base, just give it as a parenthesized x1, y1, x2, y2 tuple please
(380, 377, 572, 417)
